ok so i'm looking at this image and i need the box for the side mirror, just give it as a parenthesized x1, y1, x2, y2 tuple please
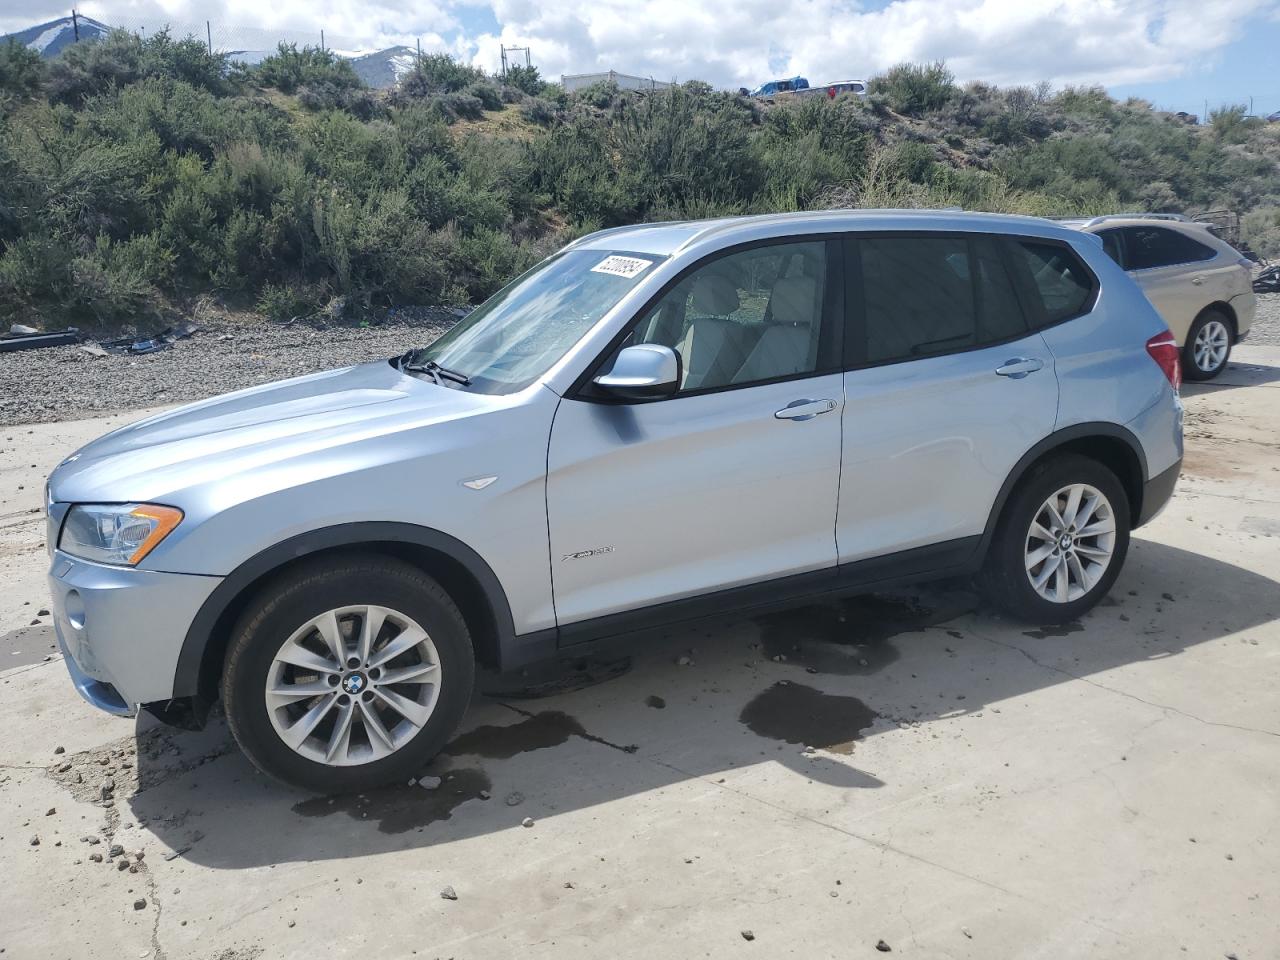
(592, 344, 681, 401)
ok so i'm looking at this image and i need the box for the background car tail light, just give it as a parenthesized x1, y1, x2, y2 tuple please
(1146, 332, 1181, 391)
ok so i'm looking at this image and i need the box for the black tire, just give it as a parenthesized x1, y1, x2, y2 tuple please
(222, 554, 474, 793)
(980, 454, 1130, 623)
(1182, 309, 1233, 381)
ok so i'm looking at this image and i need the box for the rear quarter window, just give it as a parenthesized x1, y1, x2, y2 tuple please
(1010, 239, 1096, 327)
(1122, 226, 1217, 270)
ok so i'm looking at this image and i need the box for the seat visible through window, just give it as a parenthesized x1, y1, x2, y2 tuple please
(630, 240, 828, 391)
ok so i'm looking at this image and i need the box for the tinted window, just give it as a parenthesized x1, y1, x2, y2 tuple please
(630, 240, 828, 391)
(1013, 240, 1094, 325)
(1122, 226, 1216, 270)
(1098, 229, 1123, 265)
(857, 236, 1026, 365)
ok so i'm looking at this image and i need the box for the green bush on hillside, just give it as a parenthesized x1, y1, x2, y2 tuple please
(1, 42, 1278, 329)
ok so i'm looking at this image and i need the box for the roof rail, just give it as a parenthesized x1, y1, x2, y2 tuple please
(1078, 213, 1191, 227)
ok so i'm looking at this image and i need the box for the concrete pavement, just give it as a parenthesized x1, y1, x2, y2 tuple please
(2, 348, 1278, 960)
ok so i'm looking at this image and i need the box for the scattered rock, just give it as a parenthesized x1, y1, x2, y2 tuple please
(117, 859, 130, 871)
(37, 608, 49, 616)
(45, 808, 55, 816)
(109, 843, 124, 858)
(133, 899, 147, 911)
(11, 323, 38, 335)
(1161, 592, 1175, 602)
(876, 940, 892, 953)
(479, 790, 491, 800)
(29, 836, 39, 846)
(563, 881, 574, 889)
(505, 791, 524, 807)
(418, 776, 443, 790)
(740, 930, 755, 942)
(54, 746, 65, 754)
(521, 817, 535, 828)
(440, 886, 458, 901)
(675, 655, 694, 666)
(961, 927, 972, 939)
(89, 852, 104, 863)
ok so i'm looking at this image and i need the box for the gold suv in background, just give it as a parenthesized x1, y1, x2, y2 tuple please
(1063, 214, 1256, 380)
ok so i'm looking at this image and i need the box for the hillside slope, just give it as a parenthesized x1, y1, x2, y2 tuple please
(1, 41, 1278, 331)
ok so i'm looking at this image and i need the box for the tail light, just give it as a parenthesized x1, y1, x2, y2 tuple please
(1146, 332, 1181, 392)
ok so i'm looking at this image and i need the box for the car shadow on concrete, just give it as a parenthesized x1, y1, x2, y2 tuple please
(1182, 359, 1280, 396)
(123, 536, 1280, 869)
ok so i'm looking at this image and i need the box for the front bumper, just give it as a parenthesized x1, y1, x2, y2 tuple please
(48, 551, 222, 712)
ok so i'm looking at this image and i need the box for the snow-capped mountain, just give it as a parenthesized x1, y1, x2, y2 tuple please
(346, 46, 419, 89)
(1, 14, 111, 56)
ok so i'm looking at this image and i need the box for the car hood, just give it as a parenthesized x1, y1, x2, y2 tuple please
(48, 361, 504, 504)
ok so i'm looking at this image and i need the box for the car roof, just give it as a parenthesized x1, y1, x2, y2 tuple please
(1059, 214, 1214, 233)
(568, 209, 1086, 256)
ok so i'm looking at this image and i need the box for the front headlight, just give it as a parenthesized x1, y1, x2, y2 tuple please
(59, 504, 184, 566)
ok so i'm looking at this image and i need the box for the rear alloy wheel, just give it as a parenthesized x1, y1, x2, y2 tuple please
(223, 555, 474, 792)
(981, 454, 1130, 623)
(1183, 311, 1232, 381)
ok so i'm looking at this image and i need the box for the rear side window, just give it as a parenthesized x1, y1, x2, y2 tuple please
(856, 235, 1027, 365)
(1121, 226, 1216, 270)
(1012, 240, 1095, 325)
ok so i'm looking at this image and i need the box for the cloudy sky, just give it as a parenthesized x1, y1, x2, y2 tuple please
(4, 0, 1280, 116)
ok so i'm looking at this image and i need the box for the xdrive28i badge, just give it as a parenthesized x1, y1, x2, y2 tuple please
(562, 546, 615, 561)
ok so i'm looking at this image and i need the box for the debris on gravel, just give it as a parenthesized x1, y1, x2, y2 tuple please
(440, 886, 458, 901)
(418, 776, 443, 790)
(521, 817, 535, 828)
(505, 791, 524, 807)
(740, 930, 755, 942)
(0, 312, 459, 426)
(133, 898, 147, 910)
(876, 940, 892, 952)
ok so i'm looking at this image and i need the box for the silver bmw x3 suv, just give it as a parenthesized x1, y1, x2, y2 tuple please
(46, 210, 1184, 791)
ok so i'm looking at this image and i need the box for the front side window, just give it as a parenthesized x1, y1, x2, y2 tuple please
(1013, 240, 1095, 325)
(407, 249, 661, 394)
(856, 235, 1027, 365)
(1121, 226, 1216, 271)
(628, 240, 829, 391)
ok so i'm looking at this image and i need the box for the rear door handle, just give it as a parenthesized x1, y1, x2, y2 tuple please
(775, 398, 837, 421)
(994, 357, 1045, 379)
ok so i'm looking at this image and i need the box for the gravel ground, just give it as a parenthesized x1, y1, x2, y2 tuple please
(3, 295, 1276, 427)
(1246, 292, 1280, 346)
(0, 313, 458, 427)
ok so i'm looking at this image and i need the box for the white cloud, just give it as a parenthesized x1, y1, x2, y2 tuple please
(469, 0, 1278, 89)
(3, 0, 1276, 90)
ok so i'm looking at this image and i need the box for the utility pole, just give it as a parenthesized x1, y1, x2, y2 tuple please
(70, 8, 79, 42)
(320, 29, 325, 52)
(206, 21, 212, 55)
(416, 37, 421, 67)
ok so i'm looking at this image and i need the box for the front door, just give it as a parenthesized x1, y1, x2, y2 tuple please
(546, 237, 844, 628)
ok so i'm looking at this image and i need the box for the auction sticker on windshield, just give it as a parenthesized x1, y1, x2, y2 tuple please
(591, 255, 654, 279)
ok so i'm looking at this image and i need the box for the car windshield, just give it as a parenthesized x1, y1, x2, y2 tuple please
(403, 248, 663, 393)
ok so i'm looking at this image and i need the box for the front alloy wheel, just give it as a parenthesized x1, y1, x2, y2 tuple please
(265, 605, 442, 766)
(222, 556, 474, 792)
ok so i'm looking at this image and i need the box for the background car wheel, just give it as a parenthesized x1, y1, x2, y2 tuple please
(980, 454, 1130, 623)
(222, 554, 474, 793)
(1183, 309, 1233, 381)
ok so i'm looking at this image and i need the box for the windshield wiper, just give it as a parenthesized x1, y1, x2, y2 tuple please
(401, 356, 471, 386)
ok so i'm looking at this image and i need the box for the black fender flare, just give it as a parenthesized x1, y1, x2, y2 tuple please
(171, 521, 516, 699)
(977, 421, 1149, 555)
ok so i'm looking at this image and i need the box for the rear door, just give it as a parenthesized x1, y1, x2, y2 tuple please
(546, 237, 845, 628)
(835, 233, 1060, 564)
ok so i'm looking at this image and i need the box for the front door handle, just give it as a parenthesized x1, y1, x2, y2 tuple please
(775, 398, 837, 421)
(995, 357, 1045, 379)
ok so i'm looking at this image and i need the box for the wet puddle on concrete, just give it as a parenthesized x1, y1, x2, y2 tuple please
(754, 591, 974, 675)
(292, 767, 491, 834)
(739, 681, 880, 755)
(443, 710, 585, 759)
(479, 656, 632, 699)
(1022, 621, 1084, 640)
